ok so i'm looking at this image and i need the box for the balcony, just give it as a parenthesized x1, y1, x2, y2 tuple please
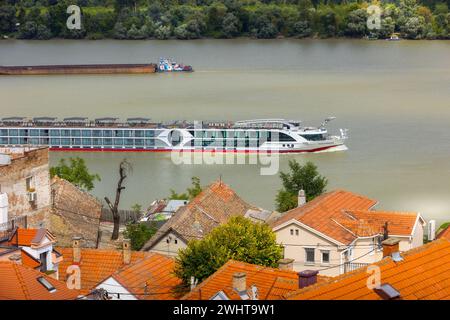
(343, 262, 369, 273)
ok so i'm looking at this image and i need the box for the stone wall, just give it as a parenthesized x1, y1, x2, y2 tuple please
(0, 147, 52, 228)
(51, 177, 102, 248)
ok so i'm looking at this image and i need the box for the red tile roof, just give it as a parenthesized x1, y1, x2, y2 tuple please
(0, 261, 80, 300)
(57, 247, 149, 294)
(8, 228, 56, 247)
(57, 247, 183, 298)
(182, 260, 329, 300)
(20, 250, 41, 269)
(285, 239, 450, 300)
(111, 253, 183, 300)
(271, 190, 420, 244)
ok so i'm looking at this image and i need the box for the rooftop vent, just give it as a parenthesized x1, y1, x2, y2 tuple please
(33, 117, 57, 122)
(37, 276, 56, 293)
(1, 117, 25, 122)
(391, 251, 403, 262)
(63, 117, 88, 122)
(374, 283, 400, 300)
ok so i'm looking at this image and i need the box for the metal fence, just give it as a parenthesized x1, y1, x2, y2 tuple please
(100, 208, 142, 224)
(343, 262, 369, 273)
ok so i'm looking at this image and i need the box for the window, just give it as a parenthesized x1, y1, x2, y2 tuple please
(321, 250, 330, 264)
(305, 248, 315, 264)
(174, 239, 178, 244)
(37, 276, 55, 293)
(25, 176, 34, 192)
(290, 229, 294, 235)
(295, 229, 299, 236)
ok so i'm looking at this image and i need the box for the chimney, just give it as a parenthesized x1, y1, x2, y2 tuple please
(278, 258, 295, 271)
(382, 238, 400, 258)
(298, 189, 306, 207)
(123, 238, 131, 264)
(232, 272, 247, 293)
(72, 236, 82, 263)
(298, 270, 319, 289)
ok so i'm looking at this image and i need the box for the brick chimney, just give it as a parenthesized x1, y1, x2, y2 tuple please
(278, 258, 295, 271)
(298, 270, 319, 289)
(123, 238, 131, 264)
(382, 238, 400, 258)
(72, 236, 82, 263)
(232, 272, 247, 293)
(298, 189, 306, 207)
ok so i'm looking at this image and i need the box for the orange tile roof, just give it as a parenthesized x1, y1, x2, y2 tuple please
(285, 239, 450, 300)
(346, 210, 420, 237)
(8, 228, 56, 247)
(271, 190, 420, 244)
(21, 250, 41, 269)
(57, 247, 149, 294)
(0, 261, 80, 300)
(437, 226, 450, 241)
(143, 180, 259, 250)
(182, 260, 329, 300)
(111, 253, 183, 300)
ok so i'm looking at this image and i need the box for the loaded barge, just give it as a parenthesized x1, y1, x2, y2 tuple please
(0, 63, 157, 75)
(0, 117, 348, 153)
(0, 58, 193, 75)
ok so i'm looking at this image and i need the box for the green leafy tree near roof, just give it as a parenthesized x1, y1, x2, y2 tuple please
(174, 216, 282, 285)
(50, 157, 100, 192)
(275, 160, 328, 212)
(123, 222, 156, 251)
(169, 176, 203, 200)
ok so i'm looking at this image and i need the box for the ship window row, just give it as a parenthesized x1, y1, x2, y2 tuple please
(0, 137, 165, 147)
(188, 130, 295, 141)
(0, 129, 160, 138)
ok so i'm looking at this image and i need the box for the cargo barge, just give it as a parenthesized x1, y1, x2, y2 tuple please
(0, 116, 348, 153)
(0, 63, 157, 75)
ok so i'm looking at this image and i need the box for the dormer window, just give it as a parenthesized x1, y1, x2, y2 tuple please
(290, 229, 294, 235)
(295, 229, 299, 236)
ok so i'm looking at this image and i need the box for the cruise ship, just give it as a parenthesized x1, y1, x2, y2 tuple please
(0, 117, 348, 153)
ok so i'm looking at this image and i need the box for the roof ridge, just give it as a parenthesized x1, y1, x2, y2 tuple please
(13, 262, 31, 300)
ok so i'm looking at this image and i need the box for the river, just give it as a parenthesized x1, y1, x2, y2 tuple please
(1, 39, 449, 226)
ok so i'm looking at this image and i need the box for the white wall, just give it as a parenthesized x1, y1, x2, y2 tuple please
(96, 277, 137, 300)
(0, 193, 8, 226)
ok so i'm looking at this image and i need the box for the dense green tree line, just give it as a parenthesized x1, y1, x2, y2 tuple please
(0, 0, 448, 40)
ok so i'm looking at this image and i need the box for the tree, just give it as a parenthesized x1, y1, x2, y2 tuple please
(50, 157, 100, 191)
(123, 222, 156, 250)
(344, 9, 368, 37)
(222, 12, 240, 38)
(174, 216, 282, 285)
(275, 160, 327, 212)
(0, 5, 16, 34)
(104, 159, 132, 240)
(169, 176, 203, 200)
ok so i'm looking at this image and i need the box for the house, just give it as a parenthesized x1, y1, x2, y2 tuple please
(182, 259, 330, 300)
(0, 147, 102, 247)
(270, 189, 426, 276)
(285, 238, 450, 300)
(0, 147, 52, 228)
(0, 228, 62, 278)
(0, 261, 80, 300)
(142, 180, 274, 256)
(95, 251, 183, 300)
(50, 176, 102, 248)
(57, 238, 182, 299)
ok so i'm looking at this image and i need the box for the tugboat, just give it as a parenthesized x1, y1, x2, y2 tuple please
(386, 33, 401, 41)
(157, 58, 193, 72)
